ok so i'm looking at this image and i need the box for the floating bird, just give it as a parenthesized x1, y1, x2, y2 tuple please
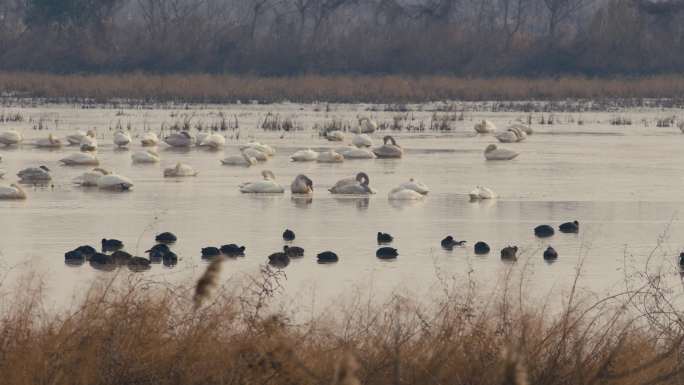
(377, 232, 393, 244)
(291, 174, 313, 194)
(74, 245, 97, 257)
(201, 247, 221, 258)
(34, 134, 63, 148)
(376, 247, 398, 259)
(73, 168, 109, 186)
(140, 132, 159, 147)
(0, 184, 26, 199)
(0, 130, 22, 146)
(352, 134, 373, 148)
(164, 131, 194, 147)
(284, 245, 304, 258)
(469, 186, 497, 200)
(220, 244, 245, 257)
(239, 170, 284, 193)
(399, 179, 430, 195)
(222, 151, 257, 166)
(501, 246, 518, 261)
(102, 238, 124, 252)
(441, 236, 465, 249)
(317, 251, 339, 263)
(290, 148, 319, 162)
(163, 162, 198, 177)
(155, 232, 177, 243)
(80, 134, 98, 152)
(283, 229, 295, 241)
(199, 133, 226, 149)
(474, 242, 490, 254)
(373, 136, 403, 158)
(329, 172, 374, 195)
(543, 246, 558, 260)
(534, 225, 555, 238)
(342, 147, 376, 159)
(18, 166, 51, 182)
(98, 173, 133, 191)
(132, 149, 160, 163)
(388, 186, 424, 200)
(317, 150, 345, 163)
(474, 120, 496, 134)
(268, 250, 290, 268)
(484, 144, 519, 161)
(146, 244, 170, 259)
(113, 131, 132, 148)
(559, 221, 579, 233)
(326, 130, 345, 141)
(60, 152, 99, 166)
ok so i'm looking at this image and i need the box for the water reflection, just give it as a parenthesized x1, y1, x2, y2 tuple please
(333, 196, 370, 210)
(290, 196, 313, 208)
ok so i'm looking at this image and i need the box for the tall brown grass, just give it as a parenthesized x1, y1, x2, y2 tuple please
(0, 261, 683, 385)
(3, 72, 684, 103)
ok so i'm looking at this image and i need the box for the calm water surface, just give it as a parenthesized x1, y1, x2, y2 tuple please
(0, 103, 683, 306)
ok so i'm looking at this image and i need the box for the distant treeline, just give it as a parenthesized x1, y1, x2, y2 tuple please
(0, 0, 683, 75)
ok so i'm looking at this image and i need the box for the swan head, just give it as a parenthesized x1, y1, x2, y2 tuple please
(180, 131, 191, 138)
(485, 144, 497, 153)
(39, 165, 50, 172)
(262, 170, 276, 180)
(356, 172, 370, 186)
(296, 174, 313, 190)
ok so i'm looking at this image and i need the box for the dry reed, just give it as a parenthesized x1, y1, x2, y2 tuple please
(3, 72, 684, 103)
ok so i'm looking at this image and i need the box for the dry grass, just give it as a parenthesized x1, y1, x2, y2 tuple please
(0, 261, 683, 385)
(3, 72, 684, 103)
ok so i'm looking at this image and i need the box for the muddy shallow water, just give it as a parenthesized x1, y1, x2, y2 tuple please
(0, 102, 683, 307)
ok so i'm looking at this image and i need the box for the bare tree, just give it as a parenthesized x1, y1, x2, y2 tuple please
(542, 0, 592, 43)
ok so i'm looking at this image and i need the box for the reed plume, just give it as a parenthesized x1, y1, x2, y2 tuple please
(193, 256, 225, 309)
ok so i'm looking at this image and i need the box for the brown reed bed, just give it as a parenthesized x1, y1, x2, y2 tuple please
(2, 72, 684, 104)
(0, 261, 683, 385)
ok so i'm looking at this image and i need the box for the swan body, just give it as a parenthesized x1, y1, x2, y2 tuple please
(326, 130, 345, 141)
(291, 174, 313, 194)
(132, 149, 160, 163)
(509, 123, 533, 135)
(474, 120, 496, 134)
(388, 187, 424, 200)
(164, 162, 198, 177)
(290, 149, 318, 162)
(0, 130, 22, 146)
(73, 168, 109, 186)
(18, 166, 51, 181)
(113, 131, 132, 148)
(34, 134, 62, 148)
(496, 127, 526, 143)
(317, 150, 344, 163)
(342, 147, 376, 159)
(221, 151, 257, 166)
(199, 133, 226, 149)
(333, 146, 356, 156)
(352, 134, 373, 148)
(66, 131, 88, 145)
(164, 131, 194, 147)
(0, 183, 26, 199)
(239, 170, 284, 193)
(80, 135, 98, 152)
(399, 179, 430, 195)
(195, 132, 210, 146)
(241, 142, 275, 156)
(469, 186, 497, 200)
(351, 117, 377, 133)
(60, 152, 99, 166)
(243, 147, 269, 162)
(484, 144, 519, 161)
(329, 172, 374, 195)
(373, 136, 403, 158)
(140, 132, 159, 147)
(98, 174, 134, 191)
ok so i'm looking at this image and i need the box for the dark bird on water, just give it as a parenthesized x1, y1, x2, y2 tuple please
(317, 251, 339, 263)
(101, 238, 124, 252)
(284, 245, 304, 258)
(283, 229, 296, 241)
(441, 236, 466, 249)
(155, 232, 178, 243)
(534, 225, 555, 238)
(220, 244, 246, 257)
(268, 250, 290, 268)
(377, 232, 393, 244)
(543, 246, 558, 260)
(474, 242, 490, 255)
(501, 246, 518, 261)
(201, 247, 221, 258)
(559, 221, 579, 233)
(376, 247, 398, 259)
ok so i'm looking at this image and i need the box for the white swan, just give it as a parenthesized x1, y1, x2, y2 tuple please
(509, 123, 533, 135)
(342, 147, 376, 159)
(496, 127, 526, 143)
(66, 131, 89, 145)
(351, 117, 377, 134)
(164, 162, 198, 177)
(243, 147, 269, 162)
(373, 136, 403, 158)
(474, 120, 496, 134)
(98, 173, 134, 191)
(140, 132, 159, 147)
(469, 186, 497, 200)
(132, 149, 160, 163)
(352, 134, 373, 148)
(317, 150, 344, 163)
(484, 144, 519, 161)
(60, 152, 100, 166)
(199, 133, 226, 149)
(329, 172, 374, 195)
(399, 178, 430, 195)
(388, 186, 424, 200)
(195, 132, 210, 146)
(221, 151, 257, 166)
(113, 131, 132, 148)
(239, 170, 284, 193)
(291, 174, 313, 194)
(290, 149, 318, 162)
(333, 146, 355, 156)
(18, 166, 51, 181)
(241, 142, 275, 156)
(73, 168, 109, 186)
(164, 131, 194, 147)
(0, 183, 26, 199)
(34, 134, 63, 148)
(80, 134, 98, 152)
(0, 130, 22, 146)
(326, 131, 345, 142)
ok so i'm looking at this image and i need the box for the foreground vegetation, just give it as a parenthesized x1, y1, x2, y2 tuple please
(4, 73, 684, 104)
(1, 256, 684, 385)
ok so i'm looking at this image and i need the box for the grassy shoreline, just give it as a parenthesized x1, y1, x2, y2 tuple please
(2, 72, 684, 104)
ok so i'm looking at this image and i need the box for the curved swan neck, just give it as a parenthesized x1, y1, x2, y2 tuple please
(356, 172, 369, 186)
